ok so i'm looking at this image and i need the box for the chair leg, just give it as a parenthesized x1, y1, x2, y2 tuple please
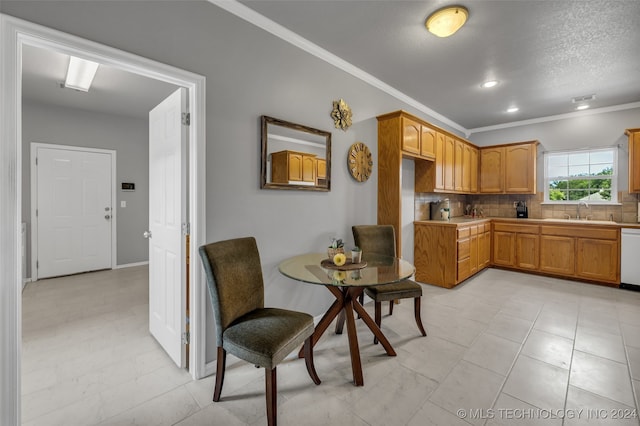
(303, 336, 321, 385)
(389, 300, 394, 316)
(213, 346, 227, 402)
(357, 293, 364, 319)
(266, 367, 277, 426)
(373, 301, 381, 344)
(414, 297, 427, 337)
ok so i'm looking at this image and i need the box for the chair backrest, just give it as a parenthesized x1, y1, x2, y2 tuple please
(352, 225, 397, 257)
(199, 237, 265, 345)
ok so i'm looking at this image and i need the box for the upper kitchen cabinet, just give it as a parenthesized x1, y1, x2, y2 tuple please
(400, 114, 436, 160)
(479, 147, 504, 193)
(413, 127, 476, 194)
(627, 128, 640, 193)
(479, 141, 538, 194)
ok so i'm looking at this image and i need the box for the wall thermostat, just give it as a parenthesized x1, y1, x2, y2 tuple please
(121, 182, 135, 191)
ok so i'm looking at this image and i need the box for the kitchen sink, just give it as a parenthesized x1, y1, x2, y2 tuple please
(542, 218, 616, 225)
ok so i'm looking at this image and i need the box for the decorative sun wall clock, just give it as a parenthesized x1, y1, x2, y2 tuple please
(331, 98, 352, 131)
(347, 142, 373, 182)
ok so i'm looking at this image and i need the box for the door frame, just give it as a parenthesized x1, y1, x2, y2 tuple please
(1, 14, 207, 425)
(30, 143, 118, 281)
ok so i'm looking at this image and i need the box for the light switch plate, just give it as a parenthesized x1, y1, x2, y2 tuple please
(121, 201, 126, 208)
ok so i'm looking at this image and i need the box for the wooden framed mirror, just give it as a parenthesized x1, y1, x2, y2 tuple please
(261, 115, 331, 191)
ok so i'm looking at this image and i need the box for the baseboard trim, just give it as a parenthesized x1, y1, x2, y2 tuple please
(22, 278, 31, 290)
(114, 261, 149, 269)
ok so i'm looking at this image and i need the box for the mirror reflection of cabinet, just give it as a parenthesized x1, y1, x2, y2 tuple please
(261, 116, 331, 191)
(271, 150, 317, 185)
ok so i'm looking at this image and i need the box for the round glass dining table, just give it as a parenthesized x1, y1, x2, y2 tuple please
(278, 252, 416, 386)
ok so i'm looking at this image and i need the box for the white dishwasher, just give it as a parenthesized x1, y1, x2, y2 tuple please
(621, 228, 640, 290)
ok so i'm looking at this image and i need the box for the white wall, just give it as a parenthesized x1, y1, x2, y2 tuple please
(22, 102, 150, 272)
(468, 107, 640, 192)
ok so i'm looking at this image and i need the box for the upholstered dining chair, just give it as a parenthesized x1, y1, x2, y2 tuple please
(352, 225, 427, 344)
(199, 237, 320, 426)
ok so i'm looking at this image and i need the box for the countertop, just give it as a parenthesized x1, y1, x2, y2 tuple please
(415, 217, 640, 229)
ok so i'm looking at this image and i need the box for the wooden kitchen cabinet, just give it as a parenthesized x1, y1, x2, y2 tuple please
(401, 116, 436, 160)
(540, 235, 575, 275)
(492, 222, 540, 271)
(516, 233, 539, 270)
(444, 136, 455, 191)
(505, 143, 537, 193)
(414, 220, 491, 288)
(416, 133, 461, 193)
(271, 150, 317, 184)
(401, 116, 421, 156)
(626, 128, 640, 193)
(480, 141, 538, 194)
(454, 139, 464, 192)
(378, 111, 442, 254)
(480, 147, 504, 193)
(470, 146, 479, 193)
(421, 125, 436, 159)
(539, 224, 619, 284)
(492, 230, 515, 267)
(478, 224, 491, 268)
(576, 238, 619, 283)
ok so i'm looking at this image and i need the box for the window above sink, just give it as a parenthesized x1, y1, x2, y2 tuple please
(544, 147, 618, 204)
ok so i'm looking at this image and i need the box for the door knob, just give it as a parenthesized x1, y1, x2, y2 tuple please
(143, 231, 152, 239)
(105, 214, 111, 220)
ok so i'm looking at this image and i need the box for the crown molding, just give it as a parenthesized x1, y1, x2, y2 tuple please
(469, 101, 640, 135)
(208, 0, 467, 134)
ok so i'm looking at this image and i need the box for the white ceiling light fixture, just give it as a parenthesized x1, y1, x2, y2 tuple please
(426, 6, 469, 38)
(65, 56, 99, 92)
(481, 80, 499, 88)
(506, 107, 519, 113)
(576, 104, 590, 111)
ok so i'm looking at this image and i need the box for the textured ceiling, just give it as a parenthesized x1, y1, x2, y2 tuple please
(240, 0, 640, 130)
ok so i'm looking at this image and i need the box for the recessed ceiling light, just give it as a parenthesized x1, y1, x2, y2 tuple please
(506, 107, 519, 113)
(576, 104, 590, 111)
(481, 80, 498, 88)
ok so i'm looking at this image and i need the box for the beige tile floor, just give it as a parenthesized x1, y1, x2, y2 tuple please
(21, 266, 640, 425)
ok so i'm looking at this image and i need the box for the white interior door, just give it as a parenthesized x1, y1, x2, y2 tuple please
(35, 146, 113, 279)
(148, 88, 187, 367)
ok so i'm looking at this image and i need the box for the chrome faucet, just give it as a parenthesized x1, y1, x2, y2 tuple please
(577, 201, 589, 220)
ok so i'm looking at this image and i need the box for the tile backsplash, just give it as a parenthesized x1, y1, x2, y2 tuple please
(415, 192, 640, 223)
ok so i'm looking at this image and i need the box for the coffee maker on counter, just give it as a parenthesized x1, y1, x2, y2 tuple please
(516, 201, 528, 218)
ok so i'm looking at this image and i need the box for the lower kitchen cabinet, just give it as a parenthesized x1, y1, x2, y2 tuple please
(493, 231, 515, 267)
(415, 220, 491, 288)
(576, 238, 619, 283)
(492, 222, 539, 270)
(415, 219, 620, 289)
(513, 221, 619, 285)
(478, 228, 491, 269)
(539, 235, 575, 275)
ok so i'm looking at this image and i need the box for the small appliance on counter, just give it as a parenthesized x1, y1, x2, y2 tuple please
(429, 199, 450, 221)
(516, 201, 528, 218)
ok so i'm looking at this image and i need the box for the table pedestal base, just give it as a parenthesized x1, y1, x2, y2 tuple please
(298, 285, 396, 386)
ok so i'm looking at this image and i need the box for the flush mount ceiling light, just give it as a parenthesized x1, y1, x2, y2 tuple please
(65, 56, 99, 92)
(506, 107, 519, 113)
(481, 80, 499, 88)
(576, 104, 590, 111)
(425, 6, 469, 38)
